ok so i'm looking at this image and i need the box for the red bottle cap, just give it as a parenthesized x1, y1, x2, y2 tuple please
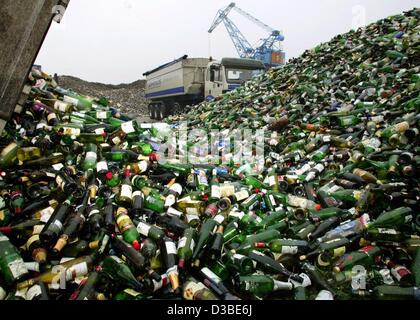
(105, 171, 113, 180)
(315, 204, 322, 211)
(132, 240, 141, 251)
(14, 207, 22, 214)
(178, 259, 185, 269)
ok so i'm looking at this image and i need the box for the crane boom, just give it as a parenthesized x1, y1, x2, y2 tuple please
(208, 2, 235, 33)
(231, 4, 274, 33)
(222, 17, 254, 58)
(208, 2, 285, 68)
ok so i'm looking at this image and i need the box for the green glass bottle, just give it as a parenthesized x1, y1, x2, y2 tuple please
(333, 246, 382, 273)
(114, 207, 140, 250)
(367, 207, 413, 229)
(236, 275, 293, 297)
(177, 228, 196, 269)
(101, 256, 143, 291)
(0, 233, 29, 285)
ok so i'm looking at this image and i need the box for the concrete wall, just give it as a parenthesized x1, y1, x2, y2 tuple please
(0, 0, 69, 132)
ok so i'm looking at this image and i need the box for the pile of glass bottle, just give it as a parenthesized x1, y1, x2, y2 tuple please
(0, 8, 419, 300)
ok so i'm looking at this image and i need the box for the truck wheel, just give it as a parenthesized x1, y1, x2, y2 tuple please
(158, 104, 167, 120)
(149, 105, 155, 119)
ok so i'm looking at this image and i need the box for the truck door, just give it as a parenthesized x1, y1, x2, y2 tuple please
(205, 64, 224, 101)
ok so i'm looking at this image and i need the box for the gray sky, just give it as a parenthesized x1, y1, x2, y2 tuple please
(35, 0, 419, 84)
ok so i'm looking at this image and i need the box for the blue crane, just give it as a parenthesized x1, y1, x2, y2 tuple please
(208, 2, 285, 68)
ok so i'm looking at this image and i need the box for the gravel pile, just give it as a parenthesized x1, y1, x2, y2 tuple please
(57, 75, 148, 119)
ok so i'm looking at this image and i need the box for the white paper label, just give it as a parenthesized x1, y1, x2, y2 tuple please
(52, 163, 64, 171)
(165, 241, 177, 255)
(136, 222, 151, 236)
(66, 262, 88, 280)
(96, 161, 108, 172)
(281, 246, 298, 254)
(177, 237, 187, 249)
(186, 214, 200, 223)
(96, 111, 108, 119)
(63, 96, 79, 106)
(185, 207, 199, 215)
(86, 151, 97, 160)
(214, 214, 225, 224)
(54, 101, 69, 112)
(211, 185, 221, 199)
(26, 285, 42, 300)
(229, 210, 245, 220)
(268, 175, 277, 186)
(94, 128, 105, 135)
(121, 121, 135, 134)
(8, 259, 28, 279)
(220, 184, 235, 197)
(234, 190, 249, 201)
(120, 184, 133, 199)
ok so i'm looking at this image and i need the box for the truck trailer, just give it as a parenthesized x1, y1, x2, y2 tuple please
(143, 55, 265, 120)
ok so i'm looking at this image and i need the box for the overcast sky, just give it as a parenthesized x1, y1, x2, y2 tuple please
(35, 0, 419, 84)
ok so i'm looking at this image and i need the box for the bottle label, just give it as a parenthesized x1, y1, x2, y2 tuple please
(63, 95, 79, 106)
(94, 128, 105, 135)
(177, 237, 187, 249)
(132, 191, 143, 198)
(124, 288, 140, 297)
(33, 224, 44, 235)
(47, 113, 57, 122)
(332, 246, 346, 258)
(65, 262, 88, 281)
(96, 111, 108, 119)
(165, 241, 177, 255)
(185, 207, 200, 215)
(213, 214, 225, 225)
(136, 221, 151, 236)
(54, 100, 70, 112)
(229, 210, 245, 220)
(377, 228, 397, 235)
(167, 207, 183, 217)
(190, 239, 196, 251)
(86, 151, 97, 160)
(26, 285, 42, 300)
(268, 175, 277, 186)
(116, 215, 134, 232)
(186, 214, 199, 223)
(52, 163, 64, 171)
(40, 206, 55, 223)
(109, 255, 124, 264)
(121, 121, 136, 134)
(281, 246, 298, 254)
(8, 259, 28, 279)
(112, 136, 121, 145)
(51, 220, 63, 233)
(63, 127, 81, 136)
(233, 253, 246, 261)
(25, 234, 40, 250)
(220, 184, 235, 197)
(235, 189, 250, 201)
(287, 195, 307, 208)
(211, 185, 221, 199)
(200, 267, 221, 284)
(120, 184, 133, 199)
(183, 281, 204, 300)
(96, 161, 108, 172)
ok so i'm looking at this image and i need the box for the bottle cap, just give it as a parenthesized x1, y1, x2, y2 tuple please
(178, 259, 185, 269)
(333, 266, 341, 273)
(132, 240, 141, 251)
(105, 171, 113, 180)
(315, 204, 322, 211)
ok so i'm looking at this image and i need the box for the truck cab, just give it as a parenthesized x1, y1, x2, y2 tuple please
(204, 58, 265, 101)
(144, 55, 265, 120)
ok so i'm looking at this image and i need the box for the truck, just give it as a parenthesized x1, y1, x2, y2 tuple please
(143, 55, 265, 120)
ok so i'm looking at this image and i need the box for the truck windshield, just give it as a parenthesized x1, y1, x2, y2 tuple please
(225, 68, 263, 83)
